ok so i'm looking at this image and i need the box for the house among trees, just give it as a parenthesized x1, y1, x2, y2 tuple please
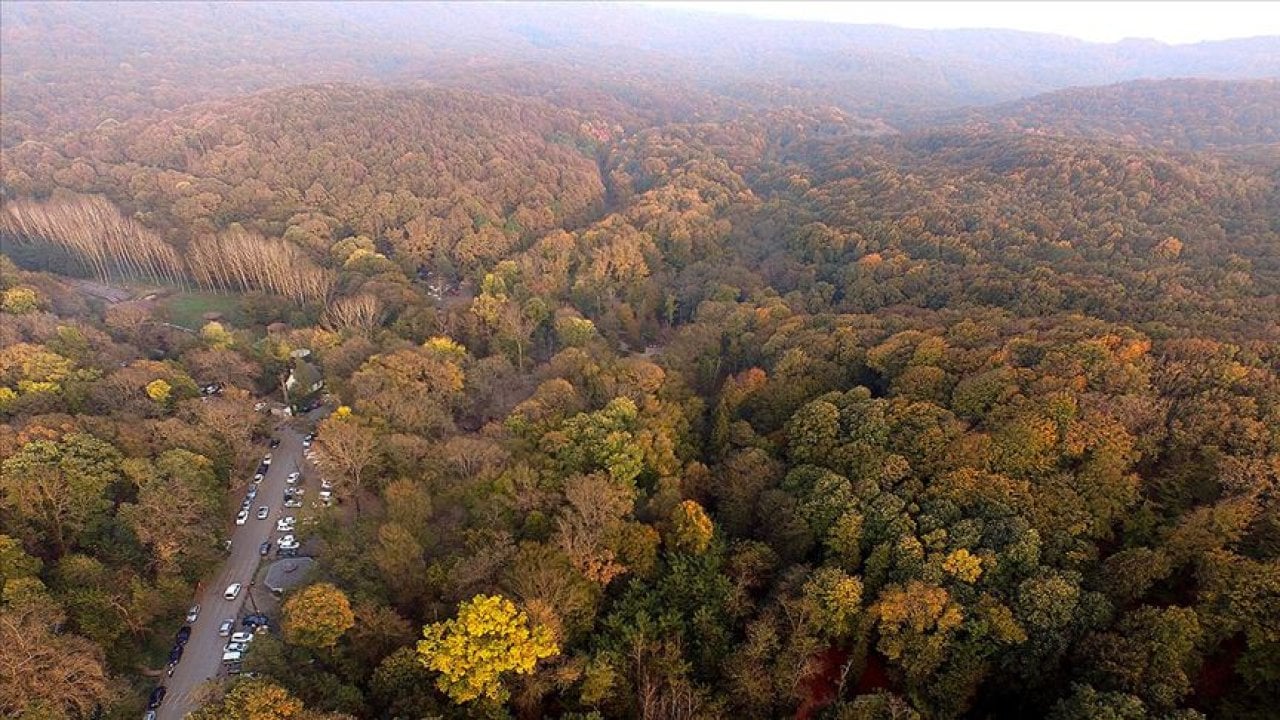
(284, 349, 323, 409)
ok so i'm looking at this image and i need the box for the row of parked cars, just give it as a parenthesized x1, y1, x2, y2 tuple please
(236, 452, 275, 525)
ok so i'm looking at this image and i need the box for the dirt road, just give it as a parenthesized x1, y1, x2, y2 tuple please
(155, 423, 306, 719)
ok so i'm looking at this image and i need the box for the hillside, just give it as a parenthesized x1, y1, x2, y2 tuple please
(2, 84, 608, 276)
(4, 2, 1280, 145)
(933, 78, 1280, 150)
(2, 5, 1280, 720)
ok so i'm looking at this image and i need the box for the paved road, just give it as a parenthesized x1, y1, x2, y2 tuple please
(156, 423, 306, 719)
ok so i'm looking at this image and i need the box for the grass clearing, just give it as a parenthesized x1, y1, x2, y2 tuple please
(161, 292, 244, 330)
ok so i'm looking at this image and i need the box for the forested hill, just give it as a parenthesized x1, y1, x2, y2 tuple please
(5, 2, 1280, 145)
(2, 4, 1280, 720)
(2, 84, 608, 272)
(924, 78, 1280, 151)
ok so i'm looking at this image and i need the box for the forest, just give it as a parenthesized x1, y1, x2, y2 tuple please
(1, 4, 1278, 720)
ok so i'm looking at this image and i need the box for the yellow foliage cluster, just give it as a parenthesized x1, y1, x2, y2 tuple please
(942, 548, 984, 583)
(417, 594, 559, 703)
(145, 379, 172, 403)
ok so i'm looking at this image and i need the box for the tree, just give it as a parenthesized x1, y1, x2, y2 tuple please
(0, 603, 111, 719)
(200, 321, 236, 348)
(282, 583, 355, 651)
(187, 680, 308, 720)
(119, 450, 223, 576)
(0, 433, 121, 557)
(350, 348, 464, 435)
(146, 378, 173, 403)
(416, 593, 559, 704)
(871, 580, 964, 682)
(667, 500, 714, 554)
(1, 287, 39, 315)
(313, 412, 381, 513)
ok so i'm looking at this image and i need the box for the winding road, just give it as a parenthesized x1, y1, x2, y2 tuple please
(155, 422, 306, 719)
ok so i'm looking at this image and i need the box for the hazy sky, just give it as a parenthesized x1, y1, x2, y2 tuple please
(651, 1, 1280, 44)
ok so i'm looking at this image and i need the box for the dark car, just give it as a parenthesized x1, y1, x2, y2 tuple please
(242, 613, 270, 628)
(175, 626, 191, 645)
(276, 546, 298, 558)
(259, 541, 271, 556)
(269, 438, 281, 449)
(147, 686, 167, 709)
(168, 644, 184, 665)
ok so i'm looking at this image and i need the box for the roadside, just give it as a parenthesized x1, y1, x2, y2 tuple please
(153, 415, 314, 719)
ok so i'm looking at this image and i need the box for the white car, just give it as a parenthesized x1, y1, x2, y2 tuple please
(224, 641, 249, 653)
(186, 604, 200, 623)
(224, 583, 242, 600)
(218, 619, 234, 637)
(257, 506, 269, 520)
(230, 631, 255, 644)
(276, 517, 296, 532)
(278, 536, 299, 550)
(222, 650, 242, 663)
(286, 472, 300, 485)
(235, 509, 249, 525)
(263, 454, 272, 463)
(320, 479, 333, 490)
(253, 473, 264, 484)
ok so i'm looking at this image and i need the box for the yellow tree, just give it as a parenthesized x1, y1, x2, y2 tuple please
(187, 680, 306, 720)
(146, 379, 173, 404)
(282, 583, 355, 651)
(667, 499, 714, 554)
(417, 594, 558, 703)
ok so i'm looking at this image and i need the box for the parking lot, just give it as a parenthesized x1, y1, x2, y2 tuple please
(152, 416, 324, 719)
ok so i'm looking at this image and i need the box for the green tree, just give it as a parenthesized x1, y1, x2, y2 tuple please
(0, 433, 121, 557)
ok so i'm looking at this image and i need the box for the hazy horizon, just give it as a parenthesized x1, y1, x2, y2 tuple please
(649, 1, 1280, 44)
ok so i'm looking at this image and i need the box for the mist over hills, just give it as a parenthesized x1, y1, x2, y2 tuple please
(3, 1, 1278, 145)
(2, 4, 1280, 720)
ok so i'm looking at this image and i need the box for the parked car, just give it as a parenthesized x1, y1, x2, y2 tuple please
(224, 641, 249, 653)
(276, 517, 296, 532)
(230, 631, 256, 644)
(144, 711, 157, 720)
(147, 686, 167, 709)
(269, 438, 281, 449)
(260, 540, 271, 556)
(277, 546, 298, 558)
(222, 650, 242, 664)
(253, 472, 265, 483)
(257, 506, 269, 520)
(167, 644, 183, 665)
(224, 583, 242, 600)
(218, 619, 234, 637)
(185, 604, 200, 623)
(240, 498, 251, 511)
(263, 454, 272, 464)
(242, 613, 270, 627)
(246, 485, 258, 500)
(236, 509, 249, 525)
(284, 499, 303, 508)
(302, 438, 312, 449)
(320, 479, 333, 490)
(287, 471, 300, 484)
(176, 626, 191, 644)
